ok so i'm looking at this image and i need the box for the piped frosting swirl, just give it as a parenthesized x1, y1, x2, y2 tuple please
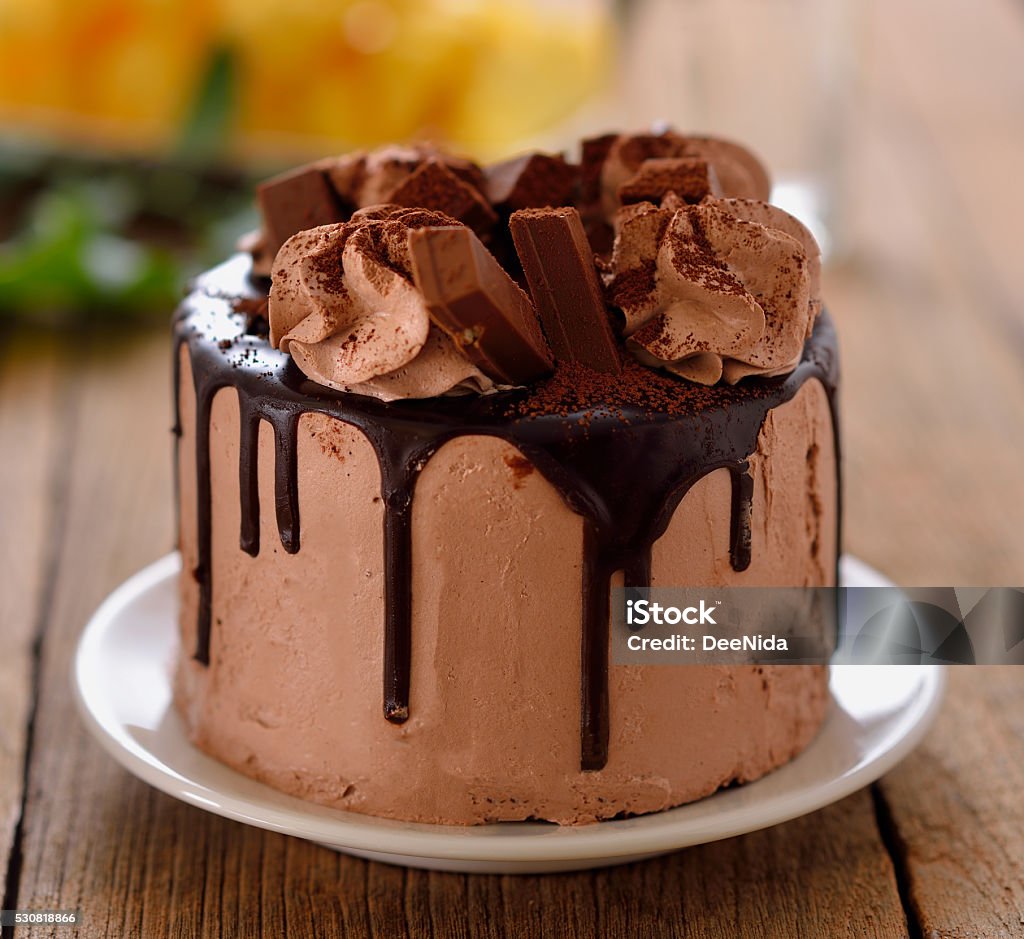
(269, 207, 496, 401)
(605, 194, 821, 385)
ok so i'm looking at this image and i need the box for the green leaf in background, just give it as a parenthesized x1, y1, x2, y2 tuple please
(0, 44, 270, 330)
(0, 182, 183, 326)
(176, 45, 236, 164)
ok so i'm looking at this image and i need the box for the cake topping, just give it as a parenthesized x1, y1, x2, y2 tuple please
(268, 209, 498, 401)
(484, 152, 579, 213)
(510, 206, 622, 374)
(250, 131, 819, 396)
(256, 163, 347, 258)
(678, 136, 772, 202)
(582, 130, 772, 223)
(606, 195, 819, 385)
(712, 196, 822, 321)
(176, 255, 839, 769)
(384, 160, 497, 236)
(408, 225, 554, 385)
(326, 144, 487, 211)
(617, 157, 721, 206)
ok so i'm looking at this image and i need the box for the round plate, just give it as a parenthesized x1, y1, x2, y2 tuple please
(73, 554, 944, 874)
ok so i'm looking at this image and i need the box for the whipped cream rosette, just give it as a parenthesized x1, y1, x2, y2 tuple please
(269, 209, 499, 401)
(606, 195, 821, 385)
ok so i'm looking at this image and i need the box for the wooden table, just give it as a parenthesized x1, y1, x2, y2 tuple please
(2, 0, 1022, 935)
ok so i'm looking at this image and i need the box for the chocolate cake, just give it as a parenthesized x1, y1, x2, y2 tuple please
(172, 132, 839, 825)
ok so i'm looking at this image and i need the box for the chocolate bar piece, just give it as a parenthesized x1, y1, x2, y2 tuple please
(618, 157, 721, 206)
(579, 133, 618, 209)
(484, 153, 578, 213)
(387, 161, 497, 237)
(256, 165, 346, 258)
(408, 225, 553, 385)
(509, 207, 622, 374)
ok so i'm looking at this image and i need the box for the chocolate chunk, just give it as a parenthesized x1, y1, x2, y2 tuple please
(327, 146, 485, 208)
(484, 153, 579, 212)
(583, 219, 615, 259)
(618, 157, 722, 205)
(578, 134, 620, 256)
(509, 207, 622, 374)
(323, 151, 368, 204)
(579, 133, 618, 208)
(386, 161, 497, 237)
(408, 225, 553, 385)
(614, 133, 685, 172)
(436, 153, 488, 192)
(256, 165, 346, 258)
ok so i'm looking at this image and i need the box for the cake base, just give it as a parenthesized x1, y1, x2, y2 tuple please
(74, 556, 944, 869)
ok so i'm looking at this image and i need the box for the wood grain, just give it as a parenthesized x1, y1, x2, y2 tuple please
(616, 0, 1024, 584)
(876, 668, 1024, 939)
(9, 336, 174, 939)
(0, 339, 64, 908)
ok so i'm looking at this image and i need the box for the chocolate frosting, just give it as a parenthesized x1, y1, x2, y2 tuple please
(268, 210, 498, 401)
(607, 196, 821, 385)
(174, 255, 840, 772)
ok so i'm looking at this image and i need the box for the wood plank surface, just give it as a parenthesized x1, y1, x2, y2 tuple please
(876, 668, 1024, 939)
(0, 340, 64, 911)
(617, 0, 1024, 586)
(6, 335, 174, 939)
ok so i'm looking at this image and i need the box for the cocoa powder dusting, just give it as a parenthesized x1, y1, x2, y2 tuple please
(607, 261, 656, 309)
(510, 357, 745, 422)
(308, 228, 352, 296)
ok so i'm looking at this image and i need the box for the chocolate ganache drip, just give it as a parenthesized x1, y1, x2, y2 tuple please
(174, 255, 839, 772)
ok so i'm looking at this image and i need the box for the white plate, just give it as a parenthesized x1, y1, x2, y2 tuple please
(73, 554, 944, 874)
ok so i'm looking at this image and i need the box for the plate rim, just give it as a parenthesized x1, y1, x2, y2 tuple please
(73, 553, 946, 864)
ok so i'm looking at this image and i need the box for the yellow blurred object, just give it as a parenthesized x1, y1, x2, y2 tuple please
(0, 0, 612, 159)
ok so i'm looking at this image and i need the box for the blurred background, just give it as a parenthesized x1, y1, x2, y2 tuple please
(0, 0, 613, 326)
(0, 0, 1021, 582)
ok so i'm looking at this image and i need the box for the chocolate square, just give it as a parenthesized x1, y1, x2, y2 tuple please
(408, 225, 553, 385)
(257, 165, 346, 258)
(618, 157, 722, 206)
(386, 161, 497, 237)
(484, 153, 579, 213)
(510, 207, 622, 374)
